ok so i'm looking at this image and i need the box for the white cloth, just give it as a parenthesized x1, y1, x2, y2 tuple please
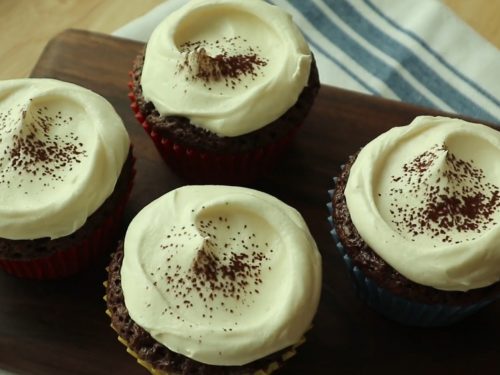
(113, 0, 500, 125)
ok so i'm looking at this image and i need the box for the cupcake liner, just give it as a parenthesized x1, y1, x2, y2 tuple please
(103, 294, 169, 375)
(0, 155, 136, 280)
(128, 78, 299, 184)
(327, 180, 494, 327)
(104, 273, 305, 375)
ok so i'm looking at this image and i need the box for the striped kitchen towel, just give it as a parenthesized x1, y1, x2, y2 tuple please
(114, 0, 500, 126)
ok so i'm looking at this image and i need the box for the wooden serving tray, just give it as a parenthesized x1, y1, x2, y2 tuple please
(0, 29, 498, 375)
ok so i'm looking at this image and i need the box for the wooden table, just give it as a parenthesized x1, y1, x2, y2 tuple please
(0, 29, 498, 375)
(1, 0, 499, 80)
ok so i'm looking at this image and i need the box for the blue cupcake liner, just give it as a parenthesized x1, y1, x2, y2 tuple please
(327, 181, 494, 327)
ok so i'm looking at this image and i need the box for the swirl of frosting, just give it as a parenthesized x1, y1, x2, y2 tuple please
(121, 185, 321, 366)
(0, 78, 130, 240)
(141, 0, 312, 137)
(345, 116, 500, 291)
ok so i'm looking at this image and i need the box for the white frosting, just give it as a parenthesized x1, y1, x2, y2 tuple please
(121, 185, 321, 366)
(345, 116, 500, 291)
(0, 78, 130, 240)
(141, 0, 312, 137)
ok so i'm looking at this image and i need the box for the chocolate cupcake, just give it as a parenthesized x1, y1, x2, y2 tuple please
(328, 116, 500, 326)
(105, 185, 322, 374)
(0, 78, 134, 279)
(129, 0, 319, 184)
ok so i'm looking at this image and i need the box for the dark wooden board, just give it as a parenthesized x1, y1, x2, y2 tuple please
(0, 29, 498, 375)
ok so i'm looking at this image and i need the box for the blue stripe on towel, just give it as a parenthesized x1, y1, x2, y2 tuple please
(319, 0, 498, 123)
(288, 0, 438, 108)
(268, 0, 379, 94)
(306, 34, 380, 95)
(364, 0, 500, 110)
(321, 0, 498, 122)
(285, 0, 498, 125)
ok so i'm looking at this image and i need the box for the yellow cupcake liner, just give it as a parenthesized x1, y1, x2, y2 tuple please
(104, 278, 305, 375)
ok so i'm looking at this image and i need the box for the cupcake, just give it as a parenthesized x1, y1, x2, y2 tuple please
(105, 185, 321, 374)
(129, 0, 319, 184)
(0, 78, 134, 279)
(328, 116, 500, 326)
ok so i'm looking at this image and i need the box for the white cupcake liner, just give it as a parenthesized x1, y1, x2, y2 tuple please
(327, 179, 494, 327)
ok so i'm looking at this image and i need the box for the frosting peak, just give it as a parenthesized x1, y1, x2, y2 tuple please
(385, 143, 498, 242)
(141, 0, 312, 137)
(121, 185, 321, 366)
(345, 116, 500, 291)
(0, 78, 130, 240)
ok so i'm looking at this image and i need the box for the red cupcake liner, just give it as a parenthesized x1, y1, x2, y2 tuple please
(0, 154, 136, 280)
(128, 78, 300, 184)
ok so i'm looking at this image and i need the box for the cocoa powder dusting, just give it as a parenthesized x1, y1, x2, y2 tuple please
(383, 144, 499, 243)
(0, 103, 87, 190)
(192, 47, 267, 83)
(149, 209, 272, 323)
(176, 36, 268, 90)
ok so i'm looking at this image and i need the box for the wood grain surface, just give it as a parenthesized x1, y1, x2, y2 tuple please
(0, 0, 165, 80)
(1, 0, 499, 80)
(0, 29, 498, 375)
